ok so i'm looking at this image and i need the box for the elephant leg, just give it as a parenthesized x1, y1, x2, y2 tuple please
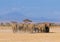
(13, 27, 17, 33)
(34, 28, 39, 33)
(34, 28, 36, 33)
(36, 28, 39, 33)
(28, 28, 34, 33)
(38, 29, 39, 33)
(40, 28, 43, 32)
(45, 27, 49, 33)
(24, 27, 27, 32)
(30, 29, 33, 33)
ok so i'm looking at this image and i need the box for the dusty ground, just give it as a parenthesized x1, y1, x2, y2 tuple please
(0, 27, 60, 42)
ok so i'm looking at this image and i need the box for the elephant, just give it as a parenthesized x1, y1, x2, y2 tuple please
(27, 23, 35, 33)
(12, 23, 24, 33)
(20, 22, 35, 33)
(11, 22, 34, 33)
(11, 22, 50, 33)
(44, 23, 50, 33)
(34, 23, 45, 33)
(11, 23, 18, 33)
(17, 23, 24, 32)
(22, 23, 29, 32)
(33, 24, 39, 33)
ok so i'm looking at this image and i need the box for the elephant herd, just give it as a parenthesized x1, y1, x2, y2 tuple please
(11, 22, 50, 33)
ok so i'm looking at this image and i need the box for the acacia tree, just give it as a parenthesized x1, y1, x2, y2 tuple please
(23, 19, 32, 23)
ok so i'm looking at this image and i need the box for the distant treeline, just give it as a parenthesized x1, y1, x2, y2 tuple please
(0, 22, 60, 26)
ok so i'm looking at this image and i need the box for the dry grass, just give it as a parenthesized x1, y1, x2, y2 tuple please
(0, 26, 60, 42)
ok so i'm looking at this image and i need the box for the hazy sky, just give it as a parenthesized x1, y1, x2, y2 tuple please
(0, 0, 60, 22)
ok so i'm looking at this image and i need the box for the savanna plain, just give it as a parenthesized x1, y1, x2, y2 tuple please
(0, 26, 60, 42)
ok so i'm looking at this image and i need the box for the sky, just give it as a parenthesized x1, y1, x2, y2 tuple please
(0, 0, 60, 22)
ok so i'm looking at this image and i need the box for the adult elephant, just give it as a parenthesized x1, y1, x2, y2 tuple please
(38, 23, 50, 33)
(33, 24, 39, 33)
(28, 23, 45, 33)
(36, 23, 45, 33)
(11, 23, 18, 33)
(23, 23, 29, 32)
(27, 23, 35, 33)
(12, 23, 25, 33)
(17, 23, 24, 32)
(44, 23, 50, 33)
